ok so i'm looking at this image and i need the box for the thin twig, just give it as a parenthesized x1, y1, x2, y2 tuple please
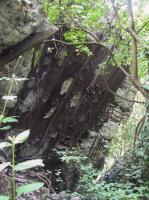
(110, 0, 144, 47)
(63, 10, 113, 57)
(103, 69, 145, 104)
(137, 19, 149, 34)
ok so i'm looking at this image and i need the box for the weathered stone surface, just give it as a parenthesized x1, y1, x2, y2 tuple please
(0, 170, 50, 199)
(80, 78, 136, 167)
(0, 0, 57, 112)
(0, 172, 11, 196)
(0, 51, 33, 112)
(0, 0, 56, 53)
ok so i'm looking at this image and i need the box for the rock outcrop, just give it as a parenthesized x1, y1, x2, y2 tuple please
(0, 0, 57, 112)
(0, 0, 57, 54)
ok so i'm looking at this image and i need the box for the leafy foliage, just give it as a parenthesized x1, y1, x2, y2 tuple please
(57, 141, 149, 200)
(14, 159, 44, 171)
(0, 115, 18, 130)
(55, 148, 87, 165)
(0, 0, 148, 199)
(0, 130, 44, 200)
(43, 0, 149, 76)
(0, 196, 9, 200)
(16, 182, 44, 196)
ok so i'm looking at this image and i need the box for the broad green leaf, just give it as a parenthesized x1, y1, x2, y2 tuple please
(0, 195, 9, 200)
(14, 159, 44, 171)
(143, 85, 149, 90)
(0, 77, 10, 81)
(0, 162, 11, 172)
(0, 126, 11, 130)
(2, 117, 18, 123)
(16, 182, 44, 196)
(2, 96, 17, 101)
(14, 130, 30, 144)
(0, 142, 11, 149)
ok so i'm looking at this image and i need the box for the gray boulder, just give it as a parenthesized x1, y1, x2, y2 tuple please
(0, 0, 57, 53)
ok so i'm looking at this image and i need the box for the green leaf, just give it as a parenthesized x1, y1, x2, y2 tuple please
(0, 126, 11, 130)
(14, 159, 44, 171)
(0, 142, 11, 149)
(0, 162, 11, 172)
(16, 182, 44, 196)
(0, 77, 10, 81)
(2, 96, 17, 101)
(143, 85, 149, 90)
(0, 196, 9, 200)
(14, 130, 30, 144)
(2, 117, 18, 123)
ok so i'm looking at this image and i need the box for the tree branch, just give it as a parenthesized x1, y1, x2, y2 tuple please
(63, 10, 113, 58)
(104, 71, 145, 104)
(137, 19, 149, 34)
(127, 0, 138, 79)
(0, 28, 58, 68)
